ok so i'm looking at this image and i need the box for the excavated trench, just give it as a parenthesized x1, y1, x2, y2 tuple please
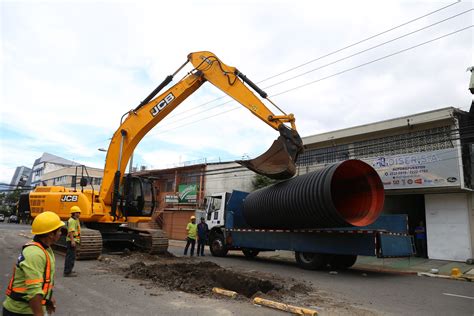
(126, 261, 276, 298)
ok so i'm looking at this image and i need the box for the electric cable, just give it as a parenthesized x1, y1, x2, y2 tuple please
(150, 26, 472, 137)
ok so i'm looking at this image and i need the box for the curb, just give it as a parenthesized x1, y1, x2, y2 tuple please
(351, 265, 418, 276)
(417, 272, 472, 282)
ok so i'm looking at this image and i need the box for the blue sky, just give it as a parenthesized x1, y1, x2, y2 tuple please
(0, 0, 472, 184)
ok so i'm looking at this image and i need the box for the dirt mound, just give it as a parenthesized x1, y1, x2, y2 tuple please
(126, 261, 275, 298)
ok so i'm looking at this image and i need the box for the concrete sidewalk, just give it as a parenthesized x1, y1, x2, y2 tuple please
(169, 239, 474, 279)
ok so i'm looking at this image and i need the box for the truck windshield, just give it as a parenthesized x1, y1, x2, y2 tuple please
(207, 196, 222, 220)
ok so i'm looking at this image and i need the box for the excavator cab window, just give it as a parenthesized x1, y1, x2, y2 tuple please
(119, 175, 155, 217)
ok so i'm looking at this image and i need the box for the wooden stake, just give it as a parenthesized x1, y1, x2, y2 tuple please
(212, 287, 238, 298)
(253, 297, 318, 315)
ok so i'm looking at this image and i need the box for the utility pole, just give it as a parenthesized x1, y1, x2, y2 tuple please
(468, 66, 474, 113)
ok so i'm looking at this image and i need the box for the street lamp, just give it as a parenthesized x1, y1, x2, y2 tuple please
(98, 148, 134, 173)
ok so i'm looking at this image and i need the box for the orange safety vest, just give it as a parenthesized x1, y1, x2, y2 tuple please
(5, 241, 53, 305)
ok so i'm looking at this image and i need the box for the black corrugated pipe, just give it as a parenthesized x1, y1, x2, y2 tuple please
(242, 159, 384, 229)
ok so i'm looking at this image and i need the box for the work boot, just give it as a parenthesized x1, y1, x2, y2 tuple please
(201, 253, 205, 256)
(63, 272, 78, 277)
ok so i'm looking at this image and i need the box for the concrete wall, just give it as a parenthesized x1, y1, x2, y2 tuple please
(425, 193, 473, 261)
(469, 194, 474, 260)
(204, 162, 255, 195)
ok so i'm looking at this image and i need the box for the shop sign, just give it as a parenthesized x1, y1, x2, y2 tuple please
(165, 195, 179, 203)
(364, 148, 461, 189)
(178, 184, 198, 203)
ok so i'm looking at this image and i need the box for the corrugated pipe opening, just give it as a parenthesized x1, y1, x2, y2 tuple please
(331, 160, 384, 227)
(242, 159, 384, 229)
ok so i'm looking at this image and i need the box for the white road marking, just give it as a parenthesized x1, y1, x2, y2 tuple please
(442, 293, 474, 300)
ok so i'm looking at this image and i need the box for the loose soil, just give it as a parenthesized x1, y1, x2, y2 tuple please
(96, 252, 380, 315)
(126, 261, 276, 298)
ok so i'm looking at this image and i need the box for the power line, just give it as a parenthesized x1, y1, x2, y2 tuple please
(160, 1, 462, 122)
(149, 25, 472, 138)
(259, 1, 462, 83)
(271, 25, 473, 97)
(164, 121, 474, 179)
(264, 9, 473, 91)
(155, 9, 472, 131)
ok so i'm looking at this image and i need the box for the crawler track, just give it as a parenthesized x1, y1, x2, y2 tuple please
(127, 227, 169, 254)
(53, 228, 103, 260)
(54, 226, 168, 259)
(76, 229, 103, 260)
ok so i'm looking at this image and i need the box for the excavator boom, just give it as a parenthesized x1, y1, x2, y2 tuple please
(187, 52, 303, 179)
(24, 51, 304, 260)
(100, 51, 303, 212)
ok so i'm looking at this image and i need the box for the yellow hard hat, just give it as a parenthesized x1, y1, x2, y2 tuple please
(70, 206, 81, 214)
(31, 211, 66, 235)
(190, 216, 196, 220)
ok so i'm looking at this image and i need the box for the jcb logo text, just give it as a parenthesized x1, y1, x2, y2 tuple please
(61, 195, 78, 202)
(150, 93, 175, 117)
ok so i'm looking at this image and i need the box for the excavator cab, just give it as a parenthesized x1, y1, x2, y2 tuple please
(237, 125, 303, 180)
(119, 175, 155, 217)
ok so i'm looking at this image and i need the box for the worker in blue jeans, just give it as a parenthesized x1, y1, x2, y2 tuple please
(414, 221, 427, 258)
(197, 217, 209, 256)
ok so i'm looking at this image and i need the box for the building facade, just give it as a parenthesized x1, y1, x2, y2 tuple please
(10, 166, 32, 187)
(30, 153, 79, 187)
(41, 166, 104, 191)
(138, 162, 256, 240)
(298, 107, 474, 262)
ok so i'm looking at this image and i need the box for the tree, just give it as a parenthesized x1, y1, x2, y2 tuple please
(5, 189, 21, 205)
(252, 174, 280, 190)
(0, 189, 21, 215)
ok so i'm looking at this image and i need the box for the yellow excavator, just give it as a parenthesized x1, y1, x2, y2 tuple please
(20, 51, 303, 259)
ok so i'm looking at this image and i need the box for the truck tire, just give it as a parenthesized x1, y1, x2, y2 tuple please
(209, 233, 228, 257)
(242, 249, 260, 258)
(330, 254, 357, 269)
(295, 252, 329, 270)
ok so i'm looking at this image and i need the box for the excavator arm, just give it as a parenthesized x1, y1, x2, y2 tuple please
(99, 51, 303, 213)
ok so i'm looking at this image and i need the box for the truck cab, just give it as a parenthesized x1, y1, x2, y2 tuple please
(200, 192, 232, 257)
(203, 192, 229, 230)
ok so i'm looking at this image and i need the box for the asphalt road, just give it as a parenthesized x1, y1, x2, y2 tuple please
(0, 223, 285, 316)
(1, 223, 473, 315)
(168, 243, 474, 316)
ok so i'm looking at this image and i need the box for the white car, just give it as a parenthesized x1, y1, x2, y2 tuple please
(0, 214, 5, 222)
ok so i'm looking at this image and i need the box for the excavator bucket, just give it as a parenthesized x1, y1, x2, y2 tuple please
(237, 126, 304, 180)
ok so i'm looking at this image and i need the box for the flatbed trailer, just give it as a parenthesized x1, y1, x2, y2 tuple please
(204, 191, 414, 270)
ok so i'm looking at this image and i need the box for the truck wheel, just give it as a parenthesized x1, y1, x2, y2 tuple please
(330, 255, 357, 269)
(209, 233, 228, 257)
(242, 249, 260, 258)
(295, 252, 329, 270)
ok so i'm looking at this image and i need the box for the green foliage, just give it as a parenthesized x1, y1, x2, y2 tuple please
(0, 189, 21, 215)
(252, 174, 279, 190)
(5, 189, 21, 204)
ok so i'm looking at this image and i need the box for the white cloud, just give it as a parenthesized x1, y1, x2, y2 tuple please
(1, 0, 472, 183)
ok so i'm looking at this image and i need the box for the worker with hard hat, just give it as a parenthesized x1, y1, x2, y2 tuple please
(184, 215, 197, 256)
(63, 206, 81, 277)
(3, 211, 65, 316)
